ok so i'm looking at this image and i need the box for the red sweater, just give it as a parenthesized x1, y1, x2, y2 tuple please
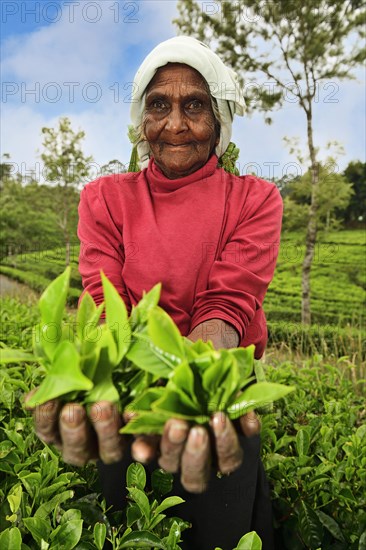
(77, 155, 283, 358)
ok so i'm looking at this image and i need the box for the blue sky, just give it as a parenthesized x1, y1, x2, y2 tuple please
(1, 0, 365, 182)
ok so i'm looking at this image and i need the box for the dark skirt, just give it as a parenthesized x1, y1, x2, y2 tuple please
(97, 434, 274, 550)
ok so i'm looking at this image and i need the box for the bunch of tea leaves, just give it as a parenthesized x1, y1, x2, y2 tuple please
(121, 305, 294, 435)
(0, 268, 294, 425)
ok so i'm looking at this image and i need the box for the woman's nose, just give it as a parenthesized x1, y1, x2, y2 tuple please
(165, 106, 188, 133)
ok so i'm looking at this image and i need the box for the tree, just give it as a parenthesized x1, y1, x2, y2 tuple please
(282, 160, 354, 231)
(175, 0, 365, 323)
(41, 117, 93, 265)
(343, 161, 366, 224)
(0, 159, 65, 259)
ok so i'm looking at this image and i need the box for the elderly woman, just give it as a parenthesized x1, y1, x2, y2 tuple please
(33, 37, 282, 549)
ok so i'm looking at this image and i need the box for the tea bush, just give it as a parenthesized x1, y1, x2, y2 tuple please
(1, 293, 365, 548)
(262, 355, 366, 549)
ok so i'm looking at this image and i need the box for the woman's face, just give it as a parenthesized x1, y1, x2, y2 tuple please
(143, 64, 219, 179)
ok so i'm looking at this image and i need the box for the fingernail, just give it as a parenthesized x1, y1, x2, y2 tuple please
(212, 412, 227, 435)
(168, 421, 188, 444)
(247, 410, 257, 422)
(90, 402, 114, 423)
(61, 406, 85, 428)
(189, 427, 207, 451)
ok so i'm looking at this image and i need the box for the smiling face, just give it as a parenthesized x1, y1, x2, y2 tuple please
(143, 63, 220, 179)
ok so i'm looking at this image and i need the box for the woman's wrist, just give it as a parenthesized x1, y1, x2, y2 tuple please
(188, 319, 239, 349)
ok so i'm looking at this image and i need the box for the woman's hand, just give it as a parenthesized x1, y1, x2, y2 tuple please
(26, 393, 260, 494)
(25, 394, 125, 466)
(153, 411, 260, 493)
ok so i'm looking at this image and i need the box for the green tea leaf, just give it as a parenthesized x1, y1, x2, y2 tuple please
(39, 266, 70, 326)
(296, 429, 311, 457)
(298, 500, 323, 549)
(127, 337, 172, 378)
(126, 503, 142, 528)
(153, 390, 202, 419)
(227, 383, 295, 419)
(169, 362, 199, 407)
(155, 496, 184, 515)
(151, 469, 173, 498)
(35, 490, 74, 519)
(148, 513, 166, 530)
(93, 522, 107, 550)
(49, 519, 83, 550)
(230, 346, 254, 380)
(217, 352, 241, 408)
(0, 527, 22, 550)
(120, 413, 168, 435)
(130, 283, 161, 327)
(0, 348, 37, 364)
(76, 291, 97, 341)
(7, 484, 22, 514)
(126, 388, 165, 412)
(148, 307, 185, 361)
(165, 520, 182, 548)
(23, 517, 52, 546)
(127, 487, 150, 521)
(316, 510, 345, 542)
(119, 531, 167, 549)
(26, 342, 92, 407)
(101, 272, 131, 362)
(126, 463, 146, 491)
(234, 531, 262, 549)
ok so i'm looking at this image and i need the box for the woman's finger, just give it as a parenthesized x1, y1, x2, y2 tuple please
(90, 401, 125, 464)
(25, 392, 62, 446)
(60, 403, 97, 466)
(158, 418, 189, 473)
(211, 413, 243, 475)
(131, 435, 160, 464)
(180, 426, 211, 493)
(239, 411, 261, 438)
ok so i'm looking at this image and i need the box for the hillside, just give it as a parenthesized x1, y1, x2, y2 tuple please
(1, 230, 365, 357)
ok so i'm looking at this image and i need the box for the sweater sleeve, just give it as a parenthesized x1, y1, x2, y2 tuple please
(77, 182, 131, 311)
(189, 182, 283, 339)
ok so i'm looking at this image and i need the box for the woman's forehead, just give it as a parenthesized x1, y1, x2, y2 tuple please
(146, 63, 209, 95)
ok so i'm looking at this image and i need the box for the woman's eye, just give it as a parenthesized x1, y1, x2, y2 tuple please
(187, 100, 202, 110)
(152, 100, 166, 110)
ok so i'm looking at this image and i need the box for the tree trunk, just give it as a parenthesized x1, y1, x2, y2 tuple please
(301, 108, 319, 325)
(65, 239, 70, 266)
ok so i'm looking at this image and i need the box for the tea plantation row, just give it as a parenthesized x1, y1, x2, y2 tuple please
(1, 230, 365, 358)
(0, 297, 365, 548)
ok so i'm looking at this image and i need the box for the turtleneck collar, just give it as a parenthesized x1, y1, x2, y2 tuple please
(145, 154, 219, 193)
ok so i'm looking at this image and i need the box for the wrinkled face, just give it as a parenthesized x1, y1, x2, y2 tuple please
(143, 63, 219, 179)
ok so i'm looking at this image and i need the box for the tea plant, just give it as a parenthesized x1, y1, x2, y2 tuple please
(261, 357, 366, 549)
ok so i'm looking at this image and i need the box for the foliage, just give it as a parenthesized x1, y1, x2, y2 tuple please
(343, 161, 366, 225)
(175, 1, 365, 117)
(283, 161, 354, 230)
(0, 165, 69, 260)
(41, 117, 93, 265)
(1, 295, 364, 548)
(262, 356, 366, 549)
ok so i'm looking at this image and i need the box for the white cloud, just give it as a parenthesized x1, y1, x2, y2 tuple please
(1, 1, 181, 174)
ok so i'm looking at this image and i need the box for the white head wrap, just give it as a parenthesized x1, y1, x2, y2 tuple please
(130, 36, 246, 169)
